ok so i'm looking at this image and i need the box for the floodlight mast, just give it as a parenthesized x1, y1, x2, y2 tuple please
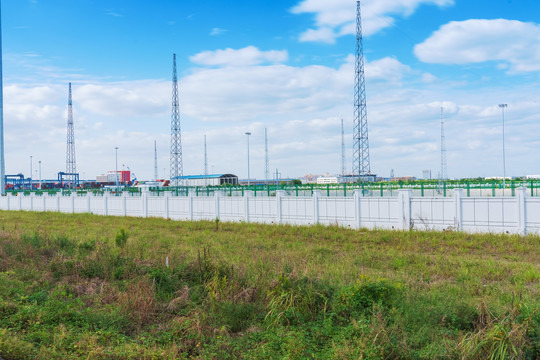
(499, 104, 508, 189)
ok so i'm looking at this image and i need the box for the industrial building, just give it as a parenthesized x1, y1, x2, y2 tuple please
(173, 174, 238, 187)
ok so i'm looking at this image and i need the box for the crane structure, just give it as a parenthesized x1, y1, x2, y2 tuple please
(66, 82, 77, 188)
(170, 54, 183, 187)
(352, 0, 371, 182)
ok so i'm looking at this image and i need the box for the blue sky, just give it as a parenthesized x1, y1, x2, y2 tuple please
(2, 0, 540, 181)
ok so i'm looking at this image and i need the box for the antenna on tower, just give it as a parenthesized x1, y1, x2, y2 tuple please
(154, 140, 158, 181)
(170, 54, 183, 188)
(440, 107, 447, 180)
(66, 82, 76, 188)
(341, 119, 346, 177)
(204, 134, 208, 186)
(265, 128, 269, 182)
(352, 0, 371, 182)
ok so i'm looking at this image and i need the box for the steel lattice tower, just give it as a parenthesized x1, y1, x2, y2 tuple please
(66, 82, 76, 188)
(440, 107, 447, 180)
(154, 140, 158, 180)
(0, 1, 5, 196)
(352, 0, 370, 181)
(264, 128, 269, 182)
(341, 118, 346, 177)
(170, 54, 183, 187)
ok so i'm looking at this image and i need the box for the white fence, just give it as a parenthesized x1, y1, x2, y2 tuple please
(1, 188, 538, 235)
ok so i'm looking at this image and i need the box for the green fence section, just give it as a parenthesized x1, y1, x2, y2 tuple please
(6, 179, 540, 198)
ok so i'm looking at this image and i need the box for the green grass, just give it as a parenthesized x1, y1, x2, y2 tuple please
(0, 210, 538, 359)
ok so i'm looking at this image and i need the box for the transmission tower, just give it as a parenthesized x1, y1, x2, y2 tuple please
(352, 0, 370, 182)
(264, 128, 269, 182)
(204, 135, 208, 185)
(341, 118, 346, 177)
(66, 82, 76, 188)
(440, 107, 447, 180)
(170, 54, 183, 187)
(154, 140, 158, 180)
(0, 2, 5, 196)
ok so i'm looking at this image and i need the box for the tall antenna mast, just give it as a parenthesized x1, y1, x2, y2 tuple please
(440, 107, 447, 180)
(204, 134, 208, 185)
(352, 0, 370, 181)
(66, 82, 76, 188)
(0, 2, 5, 195)
(170, 53, 183, 187)
(341, 118, 346, 177)
(265, 128, 269, 182)
(154, 140, 158, 180)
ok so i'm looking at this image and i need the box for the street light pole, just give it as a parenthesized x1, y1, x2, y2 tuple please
(499, 104, 508, 190)
(38, 160, 41, 190)
(30, 155, 33, 189)
(245, 132, 251, 187)
(115, 146, 119, 193)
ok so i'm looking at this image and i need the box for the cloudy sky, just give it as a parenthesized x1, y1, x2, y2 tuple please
(2, 0, 540, 181)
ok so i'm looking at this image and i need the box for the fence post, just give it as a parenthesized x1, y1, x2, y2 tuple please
(30, 194, 34, 211)
(122, 191, 127, 217)
(354, 189, 362, 229)
(276, 190, 285, 224)
(454, 188, 463, 231)
(188, 193, 194, 221)
(142, 192, 148, 218)
(71, 193, 75, 214)
(104, 192, 109, 216)
(87, 193, 91, 213)
(397, 189, 412, 230)
(244, 191, 253, 222)
(56, 194, 60, 212)
(312, 190, 320, 224)
(164, 191, 170, 219)
(517, 187, 527, 236)
(214, 191, 222, 221)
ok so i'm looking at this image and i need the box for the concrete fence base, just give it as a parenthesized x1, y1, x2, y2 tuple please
(1, 188, 538, 235)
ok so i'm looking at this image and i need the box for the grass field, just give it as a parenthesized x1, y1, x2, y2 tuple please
(0, 210, 538, 359)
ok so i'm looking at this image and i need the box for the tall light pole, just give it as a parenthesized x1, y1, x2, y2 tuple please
(245, 132, 251, 186)
(115, 146, 119, 193)
(30, 155, 33, 189)
(499, 104, 508, 189)
(0, 0, 5, 196)
(38, 160, 41, 190)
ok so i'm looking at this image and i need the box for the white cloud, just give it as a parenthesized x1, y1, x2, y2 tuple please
(414, 19, 540, 72)
(292, 0, 454, 43)
(189, 46, 288, 67)
(210, 27, 227, 36)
